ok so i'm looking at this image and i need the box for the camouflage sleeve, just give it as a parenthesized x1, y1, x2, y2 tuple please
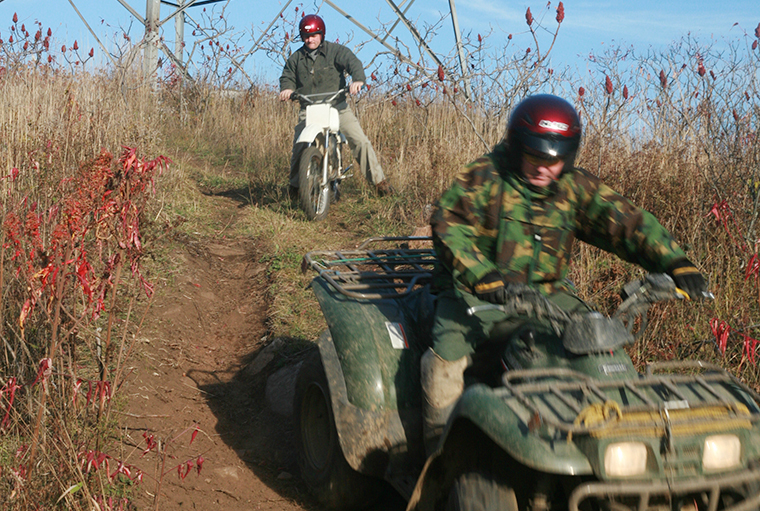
(431, 157, 503, 290)
(573, 169, 687, 273)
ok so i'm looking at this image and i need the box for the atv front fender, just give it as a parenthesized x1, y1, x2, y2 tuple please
(448, 384, 593, 475)
(406, 384, 592, 511)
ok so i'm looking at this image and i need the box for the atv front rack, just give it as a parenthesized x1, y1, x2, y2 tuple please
(301, 236, 436, 300)
(499, 360, 760, 438)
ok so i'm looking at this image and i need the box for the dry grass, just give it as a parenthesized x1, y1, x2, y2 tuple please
(0, 28, 758, 508)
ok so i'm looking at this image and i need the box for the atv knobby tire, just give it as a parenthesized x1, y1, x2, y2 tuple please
(445, 470, 518, 511)
(298, 145, 330, 221)
(295, 348, 379, 510)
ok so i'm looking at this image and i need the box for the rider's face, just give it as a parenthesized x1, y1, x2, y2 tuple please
(303, 33, 323, 50)
(520, 149, 565, 187)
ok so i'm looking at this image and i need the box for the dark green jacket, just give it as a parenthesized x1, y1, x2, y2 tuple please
(431, 144, 687, 295)
(279, 40, 366, 104)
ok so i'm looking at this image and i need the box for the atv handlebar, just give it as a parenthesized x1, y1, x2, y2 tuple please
(467, 273, 712, 340)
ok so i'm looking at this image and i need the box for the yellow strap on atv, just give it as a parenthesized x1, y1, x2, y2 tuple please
(574, 400, 623, 427)
(569, 402, 752, 441)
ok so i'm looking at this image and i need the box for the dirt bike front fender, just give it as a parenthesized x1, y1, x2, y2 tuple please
(296, 125, 327, 145)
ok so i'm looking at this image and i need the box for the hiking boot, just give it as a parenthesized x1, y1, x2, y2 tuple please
(288, 185, 299, 201)
(375, 180, 395, 197)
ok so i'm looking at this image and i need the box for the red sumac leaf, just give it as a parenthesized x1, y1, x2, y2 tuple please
(604, 75, 613, 94)
(13, 13, 18, 24)
(556, 2, 565, 23)
(623, 85, 629, 100)
(659, 70, 667, 89)
(578, 86, 585, 97)
(437, 65, 444, 82)
(73, 40, 78, 50)
(525, 7, 533, 26)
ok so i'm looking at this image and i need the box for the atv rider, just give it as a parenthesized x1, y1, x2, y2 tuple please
(422, 94, 709, 453)
(279, 14, 393, 197)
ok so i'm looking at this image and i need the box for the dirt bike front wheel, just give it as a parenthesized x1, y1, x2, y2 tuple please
(299, 146, 330, 221)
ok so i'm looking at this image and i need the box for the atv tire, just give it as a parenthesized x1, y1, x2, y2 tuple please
(445, 470, 518, 511)
(295, 348, 379, 510)
(298, 146, 330, 221)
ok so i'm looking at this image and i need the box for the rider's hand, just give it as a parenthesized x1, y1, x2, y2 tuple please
(279, 89, 294, 102)
(473, 271, 507, 304)
(349, 81, 363, 95)
(667, 258, 709, 299)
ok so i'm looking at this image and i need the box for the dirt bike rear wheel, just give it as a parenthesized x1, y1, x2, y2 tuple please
(298, 146, 330, 221)
(295, 347, 380, 510)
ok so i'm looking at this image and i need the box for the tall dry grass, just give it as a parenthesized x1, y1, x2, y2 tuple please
(0, 63, 171, 509)
(0, 17, 757, 509)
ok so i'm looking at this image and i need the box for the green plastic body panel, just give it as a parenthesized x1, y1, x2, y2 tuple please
(448, 384, 594, 475)
(310, 277, 432, 411)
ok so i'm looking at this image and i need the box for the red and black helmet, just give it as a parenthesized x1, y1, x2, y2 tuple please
(506, 94, 582, 165)
(299, 14, 326, 41)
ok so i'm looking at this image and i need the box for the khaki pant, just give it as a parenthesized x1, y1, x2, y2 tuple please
(289, 104, 385, 188)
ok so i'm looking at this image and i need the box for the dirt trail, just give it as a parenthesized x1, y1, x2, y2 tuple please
(120, 191, 406, 510)
(121, 193, 312, 510)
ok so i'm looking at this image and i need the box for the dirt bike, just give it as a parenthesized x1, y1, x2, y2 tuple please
(296, 236, 760, 511)
(290, 89, 353, 221)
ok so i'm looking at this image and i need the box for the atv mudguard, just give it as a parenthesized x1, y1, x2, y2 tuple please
(310, 276, 434, 477)
(443, 384, 593, 474)
(406, 383, 593, 511)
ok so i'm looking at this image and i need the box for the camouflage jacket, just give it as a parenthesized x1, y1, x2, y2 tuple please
(279, 40, 365, 106)
(431, 144, 688, 295)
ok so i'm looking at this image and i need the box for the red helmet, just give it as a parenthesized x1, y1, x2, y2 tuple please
(506, 94, 581, 165)
(299, 14, 326, 41)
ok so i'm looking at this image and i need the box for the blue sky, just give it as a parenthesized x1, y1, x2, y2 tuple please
(2, 0, 758, 82)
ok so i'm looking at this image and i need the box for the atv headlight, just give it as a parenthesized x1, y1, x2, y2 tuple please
(703, 434, 741, 471)
(604, 442, 648, 477)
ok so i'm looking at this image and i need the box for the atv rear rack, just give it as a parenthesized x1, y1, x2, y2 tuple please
(498, 360, 760, 438)
(301, 236, 436, 299)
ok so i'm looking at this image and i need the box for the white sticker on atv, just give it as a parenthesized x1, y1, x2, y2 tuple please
(386, 322, 409, 349)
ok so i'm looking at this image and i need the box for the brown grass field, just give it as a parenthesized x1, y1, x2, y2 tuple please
(0, 15, 758, 508)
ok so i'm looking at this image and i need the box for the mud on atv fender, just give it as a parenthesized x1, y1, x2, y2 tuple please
(310, 276, 435, 478)
(407, 384, 593, 511)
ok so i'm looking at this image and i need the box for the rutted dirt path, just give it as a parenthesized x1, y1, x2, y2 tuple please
(121, 193, 314, 510)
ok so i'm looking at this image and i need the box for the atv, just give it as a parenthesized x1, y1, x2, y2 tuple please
(295, 236, 760, 511)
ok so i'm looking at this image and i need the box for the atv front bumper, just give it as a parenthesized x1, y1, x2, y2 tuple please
(569, 467, 760, 511)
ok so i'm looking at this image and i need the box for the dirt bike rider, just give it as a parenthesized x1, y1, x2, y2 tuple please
(279, 14, 393, 198)
(422, 93, 709, 454)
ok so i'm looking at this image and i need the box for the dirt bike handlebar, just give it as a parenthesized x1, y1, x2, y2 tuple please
(290, 88, 349, 105)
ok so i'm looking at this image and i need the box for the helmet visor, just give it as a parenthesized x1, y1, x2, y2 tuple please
(519, 130, 579, 158)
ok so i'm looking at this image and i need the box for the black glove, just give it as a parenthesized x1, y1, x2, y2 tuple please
(667, 258, 709, 299)
(473, 271, 507, 304)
